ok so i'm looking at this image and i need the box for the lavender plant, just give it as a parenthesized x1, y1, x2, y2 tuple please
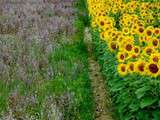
(0, 0, 79, 119)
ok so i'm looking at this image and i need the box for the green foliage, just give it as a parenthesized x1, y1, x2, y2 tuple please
(91, 29, 160, 120)
(140, 97, 158, 109)
(48, 41, 94, 120)
(75, 0, 90, 27)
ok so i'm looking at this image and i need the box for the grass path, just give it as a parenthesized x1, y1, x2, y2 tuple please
(84, 28, 114, 120)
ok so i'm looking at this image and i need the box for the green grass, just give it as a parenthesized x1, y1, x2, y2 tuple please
(0, 79, 26, 113)
(48, 41, 94, 120)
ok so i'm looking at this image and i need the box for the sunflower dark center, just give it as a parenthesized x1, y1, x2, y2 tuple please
(120, 54, 125, 60)
(111, 43, 117, 50)
(126, 44, 132, 51)
(134, 48, 139, 53)
(146, 48, 152, 55)
(147, 30, 152, 36)
(139, 27, 144, 33)
(121, 66, 126, 72)
(130, 64, 134, 71)
(100, 21, 104, 26)
(149, 64, 159, 73)
(153, 57, 159, 63)
(138, 64, 144, 72)
(152, 40, 158, 46)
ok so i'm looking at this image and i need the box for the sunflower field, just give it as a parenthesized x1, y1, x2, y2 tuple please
(87, 0, 160, 119)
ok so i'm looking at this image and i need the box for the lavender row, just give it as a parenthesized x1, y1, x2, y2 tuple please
(0, 0, 76, 90)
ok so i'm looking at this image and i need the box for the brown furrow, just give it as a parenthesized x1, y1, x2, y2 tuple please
(84, 28, 114, 120)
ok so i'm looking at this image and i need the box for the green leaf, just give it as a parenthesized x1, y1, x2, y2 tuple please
(135, 86, 151, 99)
(129, 102, 139, 112)
(140, 97, 157, 108)
(110, 81, 124, 92)
(153, 111, 159, 120)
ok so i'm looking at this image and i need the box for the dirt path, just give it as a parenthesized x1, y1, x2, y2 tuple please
(84, 28, 114, 120)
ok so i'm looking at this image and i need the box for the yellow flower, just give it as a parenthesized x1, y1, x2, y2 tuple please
(117, 63, 128, 76)
(153, 28, 160, 37)
(136, 26, 145, 35)
(87, 0, 160, 77)
(147, 62, 160, 77)
(144, 26, 154, 37)
(122, 27, 130, 35)
(128, 53, 138, 60)
(133, 46, 141, 55)
(135, 60, 147, 75)
(149, 38, 159, 49)
(108, 41, 118, 52)
(144, 46, 155, 56)
(117, 52, 127, 63)
(100, 32, 105, 40)
(127, 62, 136, 73)
(150, 53, 160, 63)
(91, 20, 97, 28)
(124, 42, 134, 53)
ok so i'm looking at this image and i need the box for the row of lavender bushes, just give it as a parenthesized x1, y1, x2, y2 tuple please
(0, 0, 84, 119)
(0, 0, 76, 85)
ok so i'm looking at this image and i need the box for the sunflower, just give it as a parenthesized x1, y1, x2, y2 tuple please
(131, 24, 138, 34)
(137, 26, 145, 35)
(112, 7, 119, 14)
(117, 52, 127, 63)
(135, 60, 147, 75)
(133, 46, 141, 55)
(144, 36, 152, 43)
(154, 28, 160, 37)
(125, 36, 134, 43)
(108, 41, 118, 52)
(124, 43, 133, 53)
(100, 32, 105, 40)
(91, 20, 97, 28)
(127, 62, 135, 73)
(150, 53, 160, 63)
(147, 62, 159, 77)
(110, 30, 118, 39)
(119, 3, 126, 12)
(117, 63, 128, 76)
(144, 46, 155, 56)
(122, 27, 130, 35)
(103, 31, 110, 41)
(144, 26, 153, 37)
(128, 53, 138, 60)
(97, 16, 108, 29)
(99, 19, 105, 27)
(150, 38, 159, 49)
(117, 35, 124, 43)
(140, 10, 148, 18)
(128, 1, 138, 13)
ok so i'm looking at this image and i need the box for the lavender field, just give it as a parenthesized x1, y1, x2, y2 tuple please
(0, 0, 94, 119)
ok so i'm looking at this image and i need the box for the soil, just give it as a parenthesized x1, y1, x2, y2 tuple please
(84, 28, 114, 120)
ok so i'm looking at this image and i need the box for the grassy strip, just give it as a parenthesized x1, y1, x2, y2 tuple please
(48, 40, 94, 120)
(91, 30, 160, 120)
(46, 0, 94, 118)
